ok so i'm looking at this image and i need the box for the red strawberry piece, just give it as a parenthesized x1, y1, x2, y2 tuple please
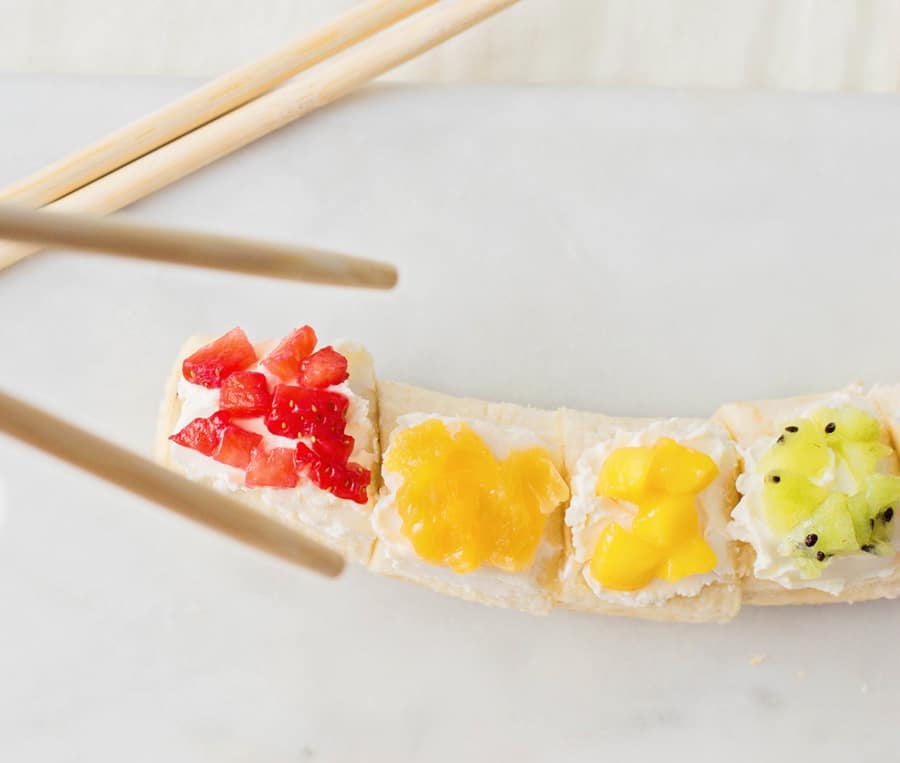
(182, 327, 257, 389)
(245, 447, 298, 488)
(220, 371, 271, 418)
(213, 425, 263, 469)
(296, 443, 371, 504)
(265, 385, 348, 440)
(332, 462, 371, 504)
(312, 433, 355, 465)
(169, 411, 231, 456)
(297, 346, 349, 388)
(261, 325, 318, 382)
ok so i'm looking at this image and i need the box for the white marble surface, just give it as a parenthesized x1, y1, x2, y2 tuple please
(3, 75, 900, 761)
(5, 0, 900, 92)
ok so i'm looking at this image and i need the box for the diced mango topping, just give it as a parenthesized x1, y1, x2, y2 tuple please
(591, 437, 719, 591)
(385, 419, 569, 574)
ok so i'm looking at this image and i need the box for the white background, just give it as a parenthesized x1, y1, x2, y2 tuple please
(3, 0, 900, 91)
(3, 74, 900, 761)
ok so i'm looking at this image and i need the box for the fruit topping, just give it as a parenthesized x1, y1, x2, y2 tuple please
(646, 437, 719, 495)
(759, 422, 831, 478)
(310, 433, 355, 465)
(590, 524, 664, 591)
(298, 346, 349, 388)
(594, 446, 655, 504)
(213, 425, 263, 469)
(264, 385, 349, 440)
(761, 470, 828, 534)
(591, 437, 719, 591)
(296, 443, 370, 503)
(219, 371, 271, 418)
(261, 325, 317, 381)
(384, 419, 569, 574)
(245, 447, 299, 488)
(658, 536, 718, 583)
(182, 328, 257, 388)
(173, 327, 365, 503)
(169, 412, 231, 456)
(758, 405, 900, 577)
(631, 495, 699, 548)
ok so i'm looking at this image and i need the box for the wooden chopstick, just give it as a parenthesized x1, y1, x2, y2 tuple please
(0, 0, 437, 209)
(0, 388, 345, 578)
(0, 204, 397, 289)
(0, 0, 521, 271)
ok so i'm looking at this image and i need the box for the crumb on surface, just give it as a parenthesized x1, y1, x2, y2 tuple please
(749, 653, 767, 667)
(795, 670, 806, 680)
(861, 683, 870, 695)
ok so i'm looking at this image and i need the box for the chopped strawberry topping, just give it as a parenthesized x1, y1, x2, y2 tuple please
(220, 371, 271, 418)
(245, 447, 298, 488)
(265, 385, 349, 440)
(182, 328, 257, 388)
(169, 411, 231, 456)
(213, 425, 263, 469)
(311, 433, 355, 465)
(261, 325, 318, 382)
(296, 443, 370, 504)
(298, 346, 349, 388)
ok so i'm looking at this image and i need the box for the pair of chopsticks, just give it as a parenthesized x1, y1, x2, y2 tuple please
(0, 0, 521, 578)
(0, 0, 521, 270)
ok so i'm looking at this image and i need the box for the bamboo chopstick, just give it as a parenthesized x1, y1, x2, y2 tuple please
(0, 389, 345, 578)
(0, 0, 437, 209)
(0, 204, 397, 289)
(0, 0, 520, 271)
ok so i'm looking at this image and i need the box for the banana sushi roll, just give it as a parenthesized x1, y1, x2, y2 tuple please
(369, 381, 570, 614)
(156, 326, 381, 563)
(555, 410, 742, 622)
(717, 385, 900, 605)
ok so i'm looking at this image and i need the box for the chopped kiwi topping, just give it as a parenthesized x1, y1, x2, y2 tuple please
(762, 406, 900, 579)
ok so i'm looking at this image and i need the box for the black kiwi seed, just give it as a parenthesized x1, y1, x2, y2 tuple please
(770, 474, 782, 484)
(776, 435, 786, 444)
(804, 534, 818, 547)
(870, 518, 876, 529)
(825, 422, 836, 434)
(862, 544, 875, 553)
(816, 551, 826, 562)
(785, 426, 799, 433)
(885, 508, 895, 522)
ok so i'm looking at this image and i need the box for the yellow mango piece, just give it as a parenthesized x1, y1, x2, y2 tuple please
(658, 537, 718, 583)
(647, 437, 718, 495)
(631, 495, 700, 548)
(595, 446, 655, 503)
(385, 418, 455, 474)
(397, 475, 485, 573)
(388, 420, 567, 574)
(489, 448, 569, 572)
(589, 523, 666, 591)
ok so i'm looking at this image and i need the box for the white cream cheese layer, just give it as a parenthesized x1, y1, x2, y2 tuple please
(563, 420, 736, 607)
(372, 414, 560, 595)
(729, 394, 896, 594)
(169, 340, 376, 541)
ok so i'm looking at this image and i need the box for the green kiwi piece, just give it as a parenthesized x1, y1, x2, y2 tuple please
(781, 494, 859, 578)
(836, 441, 893, 481)
(809, 406, 882, 444)
(762, 470, 828, 535)
(759, 421, 831, 478)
